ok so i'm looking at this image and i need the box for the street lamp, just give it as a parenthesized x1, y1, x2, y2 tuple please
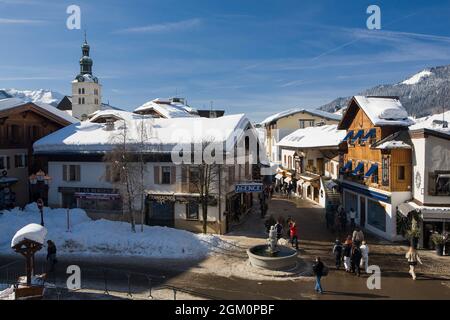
(36, 198, 44, 226)
(29, 170, 51, 226)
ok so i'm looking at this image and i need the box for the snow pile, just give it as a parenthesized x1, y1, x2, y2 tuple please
(353, 96, 414, 126)
(277, 124, 346, 148)
(0, 204, 235, 259)
(11, 223, 48, 247)
(410, 110, 450, 135)
(401, 70, 433, 85)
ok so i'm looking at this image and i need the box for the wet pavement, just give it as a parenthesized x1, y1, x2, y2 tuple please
(1, 195, 449, 300)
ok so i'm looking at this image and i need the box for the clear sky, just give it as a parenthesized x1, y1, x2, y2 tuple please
(1, 0, 450, 122)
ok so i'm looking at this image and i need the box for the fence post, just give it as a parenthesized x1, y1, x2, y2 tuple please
(173, 288, 177, 300)
(127, 274, 132, 298)
(147, 276, 152, 299)
(103, 269, 109, 295)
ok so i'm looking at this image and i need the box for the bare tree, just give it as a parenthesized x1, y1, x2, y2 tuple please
(185, 140, 221, 234)
(104, 120, 145, 232)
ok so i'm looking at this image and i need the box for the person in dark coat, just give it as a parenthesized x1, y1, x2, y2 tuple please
(332, 239, 343, 269)
(350, 245, 362, 276)
(275, 219, 283, 240)
(46, 240, 57, 272)
(312, 257, 325, 294)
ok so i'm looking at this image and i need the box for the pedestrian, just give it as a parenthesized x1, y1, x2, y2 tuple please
(349, 208, 356, 230)
(339, 208, 347, 233)
(360, 241, 370, 273)
(343, 237, 352, 272)
(275, 219, 283, 240)
(332, 239, 343, 270)
(312, 257, 326, 294)
(46, 240, 57, 272)
(264, 215, 276, 233)
(350, 245, 362, 276)
(352, 227, 365, 246)
(405, 246, 422, 280)
(290, 222, 299, 250)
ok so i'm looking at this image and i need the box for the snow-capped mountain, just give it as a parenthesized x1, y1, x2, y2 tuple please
(318, 65, 450, 117)
(0, 88, 64, 106)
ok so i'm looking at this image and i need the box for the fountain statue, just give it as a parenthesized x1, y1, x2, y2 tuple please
(267, 225, 279, 254)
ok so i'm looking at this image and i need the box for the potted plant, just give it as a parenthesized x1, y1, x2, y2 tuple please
(406, 228, 420, 249)
(431, 233, 445, 256)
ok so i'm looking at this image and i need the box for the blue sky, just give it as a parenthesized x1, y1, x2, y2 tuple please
(1, 0, 450, 121)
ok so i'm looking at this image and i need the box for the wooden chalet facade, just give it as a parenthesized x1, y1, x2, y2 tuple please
(338, 96, 414, 240)
(0, 99, 75, 208)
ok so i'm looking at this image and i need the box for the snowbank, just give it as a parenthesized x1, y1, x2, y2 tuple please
(0, 204, 234, 259)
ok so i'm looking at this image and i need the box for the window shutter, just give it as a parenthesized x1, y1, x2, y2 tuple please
(154, 166, 160, 184)
(63, 165, 67, 181)
(428, 172, 436, 196)
(171, 167, 176, 184)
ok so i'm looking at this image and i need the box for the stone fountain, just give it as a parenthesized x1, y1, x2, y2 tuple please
(247, 225, 298, 271)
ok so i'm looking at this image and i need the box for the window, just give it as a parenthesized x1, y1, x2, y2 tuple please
(161, 166, 171, 184)
(307, 159, 314, 171)
(14, 154, 27, 168)
(186, 201, 199, 220)
(397, 166, 405, 181)
(78, 98, 81, 104)
(78, 88, 81, 94)
(429, 172, 450, 196)
(81, 97, 85, 104)
(81, 88, 85, 94)
(105, 165, 120, 183)
(63, 165, 81, 182)
(284, 155, 287, 166)
(330, 162, 335, 175)
(299, 119, 315, 129)
(0, 156, 10, 170)
(95, 98, 98, 104)
(367, 199, 386, 232)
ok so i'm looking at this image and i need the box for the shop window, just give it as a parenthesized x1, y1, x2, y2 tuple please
(186, 201, 199, 220)
(429, 172, 450, 196)
(367, 199, 386, 232)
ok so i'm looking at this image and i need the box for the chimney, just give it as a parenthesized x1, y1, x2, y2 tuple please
(105, 118, 115, 131)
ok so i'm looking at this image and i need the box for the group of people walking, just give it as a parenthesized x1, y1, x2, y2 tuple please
(332, 228, 369, 276)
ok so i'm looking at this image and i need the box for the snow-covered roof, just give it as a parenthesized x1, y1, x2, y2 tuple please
(409, 110, 450, 136)
(352, 96, 415, 126)
(0, 98, 77, 124)
(34, 111, 252, 154)
(277, 124, 346, 149)
(134, 98, 198, 118)
(11, 223, 48, 247)
(260, 108, 341, 125)
(72, 74, 98, 83)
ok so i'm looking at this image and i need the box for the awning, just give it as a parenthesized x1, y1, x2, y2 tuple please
(397, 202, 416, 217)
(340, 160, 352, 173)
(342, 130, 354, 142)
(75, 192, 121, 200)
(364, 164, 378, 178)
(352, 162, 364, 176)
(351, 129, 364, 143)
(422, 208, 450, 221)
(361, 128, 376, 142)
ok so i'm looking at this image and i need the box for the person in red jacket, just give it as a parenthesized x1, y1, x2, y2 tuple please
(290, 222, 299, 250)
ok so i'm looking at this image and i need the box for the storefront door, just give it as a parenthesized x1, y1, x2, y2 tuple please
(147, 201, 175, 227)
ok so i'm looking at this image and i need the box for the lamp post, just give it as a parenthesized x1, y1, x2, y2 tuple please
(29, 170, 51, 226)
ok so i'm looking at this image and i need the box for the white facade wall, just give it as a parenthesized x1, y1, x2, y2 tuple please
(72, 81, 102, 119)
(411, 135, 450, 204)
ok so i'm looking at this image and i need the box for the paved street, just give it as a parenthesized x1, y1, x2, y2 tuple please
(1, 195, 449, 300)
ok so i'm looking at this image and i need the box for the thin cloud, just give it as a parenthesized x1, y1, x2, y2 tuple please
(115, 18, 201, 34)
(0, 18, 45, 24)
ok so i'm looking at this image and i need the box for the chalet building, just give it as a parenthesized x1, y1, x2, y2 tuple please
(338, 96, 415, 241)
(397, 127, 450, 248)
(33, 110, 265, 234)
(277, 124, 346, 207)
(0, 98, 76, 209)
(260, 109, 341, 165)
